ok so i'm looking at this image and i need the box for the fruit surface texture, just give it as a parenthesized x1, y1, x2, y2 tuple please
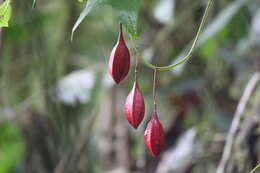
(124, 81, 145, 129)
(144, 110, 165, 157)
(108, 25, 130, 84)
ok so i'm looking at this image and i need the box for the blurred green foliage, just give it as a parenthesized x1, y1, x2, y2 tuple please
(0, 0, 11, 27)
(0, 123, 24, 173)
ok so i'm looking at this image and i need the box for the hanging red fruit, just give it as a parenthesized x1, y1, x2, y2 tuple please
(124, 80, 145, 129)
(108, 23, 130, 84)
(144, 109, 165, 157)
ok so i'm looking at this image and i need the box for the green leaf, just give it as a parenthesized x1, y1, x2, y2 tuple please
(71, 0, 105, 40)
(0, 0, 9, 15)
(71, 0, 140, 40)
(106, 0, 139, 37)
(0, 0, 11, 27)
(32, 0, 36, 8)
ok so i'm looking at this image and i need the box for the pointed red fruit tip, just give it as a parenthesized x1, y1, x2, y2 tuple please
(108, 23, 130, 84)
(144, 110, 165, 157)
(124, 81, 145, 129)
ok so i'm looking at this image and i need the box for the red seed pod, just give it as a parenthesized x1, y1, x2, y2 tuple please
(144, 110, 165, 157)
(108, 24, 130, 84)
(124, 80, 145, 129)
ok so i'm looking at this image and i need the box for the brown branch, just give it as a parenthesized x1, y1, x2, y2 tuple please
(217, 72, 260, 173)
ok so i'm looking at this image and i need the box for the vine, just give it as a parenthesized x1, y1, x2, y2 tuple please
(249, 163, 260, 173)
(130, 0, 213, 71)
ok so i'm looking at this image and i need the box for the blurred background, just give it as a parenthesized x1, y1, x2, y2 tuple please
(0, 0, 260, 173)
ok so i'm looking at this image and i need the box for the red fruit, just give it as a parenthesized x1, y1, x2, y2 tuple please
(124, 81, 145, 129)
(108, 24, 130, 84)
(144, 110, 165, 157)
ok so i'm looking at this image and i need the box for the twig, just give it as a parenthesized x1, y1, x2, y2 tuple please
(152, 69, 157, 109)
(249, 163, 260, 173)
(217, 72, 260, 173)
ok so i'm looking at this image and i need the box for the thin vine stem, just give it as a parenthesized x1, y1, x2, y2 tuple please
(134, 41, 139, 81)
(152, 69, 157, 111)
(249, 163, 260, 173)
(130, 0, 213, 71)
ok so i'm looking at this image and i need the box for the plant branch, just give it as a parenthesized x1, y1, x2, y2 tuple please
(249, 163, 260, 173)
(217, 72, 260, 173)
(152, 69, 157, 110)
(130, 0, 213, 71)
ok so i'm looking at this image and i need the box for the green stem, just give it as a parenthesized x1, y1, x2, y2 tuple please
(152, 69, 157, 109)
(130, 0, 213, 71)
(249, 163, 260, 173)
